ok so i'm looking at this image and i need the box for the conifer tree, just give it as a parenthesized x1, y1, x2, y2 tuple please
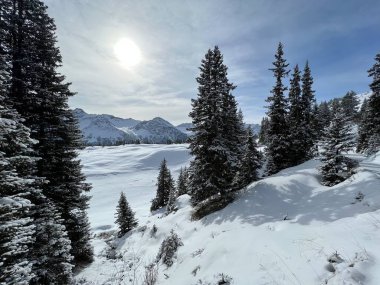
(151, 159, 175, 211)
(188, 46, 239, 205)
(4, 0, 93, 265)
(357, 98, 370, 153)
(166, 186, 178, 214)
(176, 167, 188, 196)
(319, 109, 356, 186)
(287, 64, 305, 165)
(358, 52, 380, 154)
(341, 91, 359, 122)
(115, 192, 138, 237)
(258, 117, 270, 145)
(265, 42, 290, 175)
(300, 61, 316, 159)
(234, 127, 262, 188)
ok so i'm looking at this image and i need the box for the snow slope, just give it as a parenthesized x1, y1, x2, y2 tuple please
(77, 146, 380, 285)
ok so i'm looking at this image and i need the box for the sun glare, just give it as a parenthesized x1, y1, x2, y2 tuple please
(113, 38, 142, 68)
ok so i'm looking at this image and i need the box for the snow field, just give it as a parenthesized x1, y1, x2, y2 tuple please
(78, 145, 380, 285)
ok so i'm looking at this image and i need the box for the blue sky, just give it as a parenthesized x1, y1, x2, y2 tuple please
(45, 0, 380, 125)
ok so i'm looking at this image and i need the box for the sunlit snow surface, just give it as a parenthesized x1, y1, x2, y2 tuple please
(78, 145, 380, 285)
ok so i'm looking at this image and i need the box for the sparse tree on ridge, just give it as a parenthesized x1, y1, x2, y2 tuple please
(151, 159, 175, 211)
(265, 42, 291, 175)
(115, 192, 138, 237)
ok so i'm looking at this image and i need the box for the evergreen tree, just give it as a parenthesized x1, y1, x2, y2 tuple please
(287, 64, 305, 165)
(234, 127, 262, 188)
(319, 109, 356, 186)
(265, 42, 291, 175)
(176, 167, 188, 196)
(341, 91, 360, 122)
(166, 185, 178, 214)
(188, 46, 239, 205)
(151, 159, 175, 211)
(0, 96, 37, 285)
(315, 101, 331, 137)
(258, 117, 270, 145)
(357, 98, 370, 153)
(300, 61, 316, 159)
(4, 0, 93, 265)
(115, 192, 138, 237)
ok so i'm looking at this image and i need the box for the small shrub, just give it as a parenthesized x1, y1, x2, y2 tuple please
(150, 224, 158, 238)
(156, 230, 183, 267)
(142, 263, 158, 285)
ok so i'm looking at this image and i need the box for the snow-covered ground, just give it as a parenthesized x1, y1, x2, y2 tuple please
(77, 145, 380, 285)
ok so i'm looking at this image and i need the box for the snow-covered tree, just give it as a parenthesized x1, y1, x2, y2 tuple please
(156, 230, 183, 267)
(319, 109, 356, 186)
(265, 42, 291, 175)
(341, 91, 359, 122)
(166, 185, 178, 214)
(258, 117, 270, 145)
(234, 127, 262, 188)
(151, 159, 174, 211)
(4, 0, 93, 265)
(115, 192, 138, 237)
(176, 167, 188, 196)
(188, 46, 240, 205)
(357, 52, 380, 154)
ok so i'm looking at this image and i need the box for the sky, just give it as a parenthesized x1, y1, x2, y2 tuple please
(45, 0, 380, 125)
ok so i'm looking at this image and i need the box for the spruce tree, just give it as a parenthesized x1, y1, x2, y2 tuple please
(357, 98, 370, 153)
(151, 159, 175, 211)
(115, 192, 138, 237)
(265, 42, 290, 175)
(319, 109, 356, 186)
(287, 64, 305, 165)
(5, 0, 93, 265)
(300, 61, 316, 160)
(166, 185, 178, 214)
(234, 127, 262, 188)
(341, 91, 359, 122)
(176, 167, 188, 196)
(188, 46, 239, 205)
(258, 117, 270, 145)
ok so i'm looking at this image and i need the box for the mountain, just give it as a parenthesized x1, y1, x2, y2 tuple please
(73, 108, 188, 145)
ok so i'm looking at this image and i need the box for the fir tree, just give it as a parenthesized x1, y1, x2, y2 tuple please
(234, 127, 262, 188)
(151, 159, 175, 211)
(319, 109, 356, 186)
(176, 167, 188, 196)
(341, 91, 359, 122)
(300, 61, 316, 159)
(115, 192, 138, 237)
(166, 185, 178, 214)
(188, 46, 239, 205)
(357, 98, 370, 153)
(287, 64, 305, 165)
(258, 117, 270, 145)
(5, 0, 93, 265)
(265, 42, 290, 175)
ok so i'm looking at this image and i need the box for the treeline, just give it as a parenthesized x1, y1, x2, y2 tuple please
(0, 1, 92, 284)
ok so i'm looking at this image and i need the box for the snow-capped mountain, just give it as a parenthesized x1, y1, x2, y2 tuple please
(73, 109, 188, 145)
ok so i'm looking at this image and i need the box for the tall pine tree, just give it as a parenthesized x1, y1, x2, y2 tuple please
(4, 0, 93, 265)
(265, 42, 290, 175)
(115, 192, 138, 237)
(188, 46, 240, 205)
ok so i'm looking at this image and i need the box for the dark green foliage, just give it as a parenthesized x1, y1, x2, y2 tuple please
(151, 159, 175, 211)
(234, 127, 262, 189)
(319, 109, 356, 186)
(115, 192, 138, 237)
(258, 117, 270, 145)
(176, 167, 189, 196)
(156, 230, 183, 267)
(191, 192, 235, 221)
(265, 42, 291, 175)
(188, 46, 241, 205)
(341, 91, 360, 122)
(357, 52, 380, 154)
(3, 0, 93, 266)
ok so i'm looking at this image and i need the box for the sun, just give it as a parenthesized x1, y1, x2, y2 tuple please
(113, 38, 142, 68)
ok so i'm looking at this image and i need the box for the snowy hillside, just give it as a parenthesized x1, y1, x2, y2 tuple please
(77, 145, 380, 285)
(73, 109, 188, 145)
